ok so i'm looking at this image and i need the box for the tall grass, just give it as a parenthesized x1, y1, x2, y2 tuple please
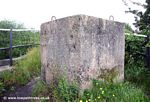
(81, 80, 147, 102)
(32, 78, 148, 102)
(14, 47, 41, 85)
(0, 47, 41, 95)
(15, 47, 41, 78)
(32, 80, 49, 102)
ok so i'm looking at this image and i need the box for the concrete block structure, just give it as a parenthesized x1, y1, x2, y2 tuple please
(40, 15, 125, 90)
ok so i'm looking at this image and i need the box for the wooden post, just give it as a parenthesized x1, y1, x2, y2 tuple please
(9, 28, 13, 66)
(146, 35, 150, 68)
(146, 47, 150, 68)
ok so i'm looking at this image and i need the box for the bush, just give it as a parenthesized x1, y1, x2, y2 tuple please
(125, 34, 145, 66)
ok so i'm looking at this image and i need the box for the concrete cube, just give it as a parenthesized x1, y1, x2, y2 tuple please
(40, 15, 125, 90)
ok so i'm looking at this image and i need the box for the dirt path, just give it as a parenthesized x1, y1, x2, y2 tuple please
(1, 77, 40, 102)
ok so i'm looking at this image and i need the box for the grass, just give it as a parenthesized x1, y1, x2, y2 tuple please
(125, 64, 150, 98)
(0, 47, 41, 96)
(52, 77, 79, 102)
(32, 80, 49, 102)
(81, 80, 148, 102)
(14, 46, 41, 82)
(0, 82, 4, 96)
(32, 63, 149, 102)
(32, 78, 148, 102)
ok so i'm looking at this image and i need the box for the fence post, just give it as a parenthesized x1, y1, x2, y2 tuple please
(146, 35, 150, 68)
(9, 28, 13, 66)
(146, 47, 150, 68)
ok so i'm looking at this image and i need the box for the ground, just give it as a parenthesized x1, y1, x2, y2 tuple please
(1, 77, 39, 102)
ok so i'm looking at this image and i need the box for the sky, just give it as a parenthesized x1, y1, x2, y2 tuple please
(0, 0, 145, 30)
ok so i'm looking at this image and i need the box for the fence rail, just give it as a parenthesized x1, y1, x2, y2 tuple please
(0, 44, 40, 51)
(0, 28, 39, 32)
(125, 33, 147, 37)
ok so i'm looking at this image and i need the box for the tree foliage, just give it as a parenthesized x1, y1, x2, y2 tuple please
(125, 23, 133, 33)
(123, 0, 150, 33)
(0, 20, 24, 29)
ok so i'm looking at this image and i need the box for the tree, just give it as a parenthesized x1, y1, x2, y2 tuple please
(140, 0, 150, 31)
(123, 0, 150, 33)
(125, 23, 134, 33)
(0, 20, 24, 29)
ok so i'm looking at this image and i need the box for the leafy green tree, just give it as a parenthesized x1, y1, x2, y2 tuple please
(125, 23, 133, 34)
(140, 0, 150, 31)
(0, 20, 24, 29)
(123, 0, 150, 33)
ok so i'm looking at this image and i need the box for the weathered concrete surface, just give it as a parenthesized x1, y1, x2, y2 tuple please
(40, 15, 125, 90)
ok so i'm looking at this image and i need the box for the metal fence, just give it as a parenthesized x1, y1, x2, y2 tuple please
(0, 28, 40, 66)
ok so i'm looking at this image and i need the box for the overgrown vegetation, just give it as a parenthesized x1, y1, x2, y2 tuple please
(125, 34, 145, 66)
(81, 80, 147, 102)
(125, 34, 150, 99)
(0, 47, 41, 96)
(32, 78, 148, 102)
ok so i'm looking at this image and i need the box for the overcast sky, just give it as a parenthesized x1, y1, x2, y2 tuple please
(0, 0, 145, 30)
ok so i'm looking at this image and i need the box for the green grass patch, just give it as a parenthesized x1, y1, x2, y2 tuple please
(15, 47, 41, 81)
(125, 64, 150, 98)
(13, 47, 41, 85)
(81, 80, 148, 102)
(32, 79, 148, 102)
(0, 82, 5, 96)
(0, 47, 41, 95)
